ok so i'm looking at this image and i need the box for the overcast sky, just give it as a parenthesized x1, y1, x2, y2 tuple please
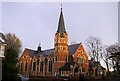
(1, 2, 118, 68)
(1, 2, 118, 67)
(2, 2, 118, 49)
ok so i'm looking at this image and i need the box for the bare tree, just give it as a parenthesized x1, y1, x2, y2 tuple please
(106, 43, 120, 78)
(85, 36, 102, 62)
(101, 45, 112, 75)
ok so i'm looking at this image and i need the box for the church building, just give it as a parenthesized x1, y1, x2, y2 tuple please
(18, 8, 89, 78)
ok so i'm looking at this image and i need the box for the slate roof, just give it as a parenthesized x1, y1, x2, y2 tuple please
(26, 48, 36, 57)
(25, 43, 81, 58)
(68, 43, 80, 55)
(43, 48, 54, 57)
(59, 62, 77, 71)
(89, 60, 101, 68)
(25, 48, 54, 58)
(57, 10, 66, 37)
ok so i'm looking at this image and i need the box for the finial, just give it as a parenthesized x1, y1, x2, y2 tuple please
(37, 42, 41, 52)
(38, 42, 41, 47)
(61, 4, 62, 11)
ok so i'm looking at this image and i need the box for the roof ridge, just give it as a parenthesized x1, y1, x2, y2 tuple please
(25, 48, 36, 51)
(42, 48, 54, 51)
(68, 42, 82, 46)
(25, 42, 82, 52)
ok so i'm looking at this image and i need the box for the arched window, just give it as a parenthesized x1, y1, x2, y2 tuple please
(45, 58, 48, 65)
(25, 61, 27, 71)
(33, 61, 36, 71)
(82, 68, 85, 72)
(53, 57, 54, 62)
(55, 46, 58, 51)
(82, 58, 84, 63)
(74, 67, 78, 76)
(69, 55, 74, 62)
(30, 60, 32, 71)
(40, 61, 43, 72)
(20, 62, 23, 71)
(65, 56, 67, 62)
(48, 58, 52, 72)
(60, 46, 63, 50)
(82, 57, 86, 63)
(37, 59, 40, 65)
(61, 71, 64, 76)
(55, 56, 58, 62)
(77, 54, 81, 63)
(77, 57, 81, 63)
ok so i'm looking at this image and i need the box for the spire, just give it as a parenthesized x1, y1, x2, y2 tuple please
(57, 4, 66, 37)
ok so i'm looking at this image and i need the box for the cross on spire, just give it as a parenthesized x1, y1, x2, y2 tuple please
(61, 4, 62, 11)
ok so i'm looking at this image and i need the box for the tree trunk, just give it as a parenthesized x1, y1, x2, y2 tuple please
(105, 61, 111, 76)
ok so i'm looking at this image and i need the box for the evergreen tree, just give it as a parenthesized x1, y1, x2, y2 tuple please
(2, 33, 22, 80)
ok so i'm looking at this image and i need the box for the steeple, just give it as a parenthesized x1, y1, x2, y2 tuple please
(57, 6, 66, 37)
(54, 5, 68, 66)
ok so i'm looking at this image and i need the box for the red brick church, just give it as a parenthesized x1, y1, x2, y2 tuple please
(18, 8, 89, 78)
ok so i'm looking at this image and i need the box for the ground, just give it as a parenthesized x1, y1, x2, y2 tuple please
(2, 76, 120, 81)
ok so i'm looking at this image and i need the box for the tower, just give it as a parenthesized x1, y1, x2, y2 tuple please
(54, 7, 68, 70)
